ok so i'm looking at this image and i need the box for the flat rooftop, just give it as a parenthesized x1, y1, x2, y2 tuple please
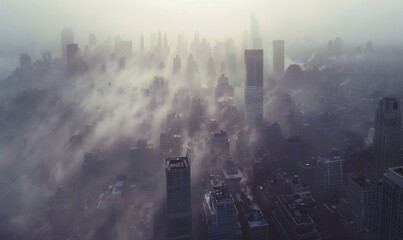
(166, 157, 189, 170)
(278, 194, 316, 225)
(297, 160, 316, 169)
(350, 174, 376, 190)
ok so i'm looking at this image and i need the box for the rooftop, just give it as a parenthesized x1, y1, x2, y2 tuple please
(298, 160, 316, 169)
(278, 194, 316, 225)
(350, 174, 376, 190)
(166, 157, 189, 170)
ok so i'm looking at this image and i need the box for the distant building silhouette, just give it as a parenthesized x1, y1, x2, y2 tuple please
(166, 156, 192, 240)
(66, 43, 79, 72)
(173, 55, 181, 74)
(372, 96, 402, 179)
(245, 49, 264, 127)
(273, 40, 285, 79)
(61, 28, 74, 58)
(19, 54, 32, 77)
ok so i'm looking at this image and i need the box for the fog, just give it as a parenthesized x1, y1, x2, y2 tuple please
(1, 0, 403, 53)
(1, 1, 403, 239)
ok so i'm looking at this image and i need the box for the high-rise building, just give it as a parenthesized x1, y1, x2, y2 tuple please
(202, 182, 241, 240)
(244, 49, 264, 127)
(284, 135, 306, 173)
(61, 28, 74, 58)
(273, 40, 285, 79)
(166, 156, 192, 240)
(250, 14, 262, 49)
(346, 174, 381, 233)
(380, 167, 403, 240)
(215, 74, 234, 100)
(89, 33, 97, 47)
(234, 192, 269, 240)
(272, 193, 330, 240)
(66, 43, 79, 72)
(372, 96, 402, 179)
(210, 130, 230, 163)
(173, 55, 181, 74)
(19, 54, 32, 77)
(315, 152, 345, 202)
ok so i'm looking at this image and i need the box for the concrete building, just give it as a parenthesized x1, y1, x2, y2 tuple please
(273, 40, 285, 79)
(380, 167, 403, 240)
(372, 96, 402, 179)
(202, 182, 241, 240)
(61, 28, 74, 58)
(234, 192, 269, 240)
(166, 156, 192, 240)
(315, 152, 346, 202)
(244, 49, 264, 127)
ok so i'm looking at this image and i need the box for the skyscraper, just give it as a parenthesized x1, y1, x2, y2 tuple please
(202, 182, 241, 240)
(61, 28, 74, 58)
(66, 43, 79, 72)
(250, 14, 262, 48)
(273, 40, 285, 79)
(19, 54, 32, 77)
(380, 167, 403, 240)
(244, 49, 263, 127)
(166, 156, 192, 240)
(315, 152, 345, 202)
(284, 135, 306, 173)
(372, 96, 402, 179)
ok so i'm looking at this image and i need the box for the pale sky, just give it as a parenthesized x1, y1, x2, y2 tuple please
(0, 0, 402, 52)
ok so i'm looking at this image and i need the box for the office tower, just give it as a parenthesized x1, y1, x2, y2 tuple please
(273, 40, 285, 79)
(297, 159, 316, 189)
(346, 174, 381, 234)
(234, 192, 269, 240)
(210, 130, 230, 163)
(215, 74, 234, 100)
(272, 193, 330, 240)
(19, 54, 32, 76)
(66, 43, 79, 72)
(372, 96, 402, 179)
(334, 37, 343, 55)
(244, 49, 264, 127)
(82, 152, 105, 185)
(315, 152, 345, 202)
(250, 14, 261, 48)
(166, 156, 192, 240)
(42, 52, 52, 66)
(157, 30, 162, 52)
(284, 135, 306, 173)
(327, 40, 334, 55)
(129, 139, 154, 171)
(202, 182, 241, 240)
(61, 28, 74, 58)
(173, 55, 181, 74)
(381, 167, 403, 240)
(89, 33, 97, 47)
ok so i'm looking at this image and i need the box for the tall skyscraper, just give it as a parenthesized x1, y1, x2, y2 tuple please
(244, 49, 263, 127)
(372, 96, 402, 179)
(166, 156, 192, 240)
(61, 28, 74, 58)
(273, 40, 285, 79)
(380, 167, 403, 240)
(19, 54, 32, 77)
(284, 135, 306, 173)
(173, 55, 181, 74)
(315, 152, 345, 202)
(66, 43, 79, 72)
(250, 14, 262, 48)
